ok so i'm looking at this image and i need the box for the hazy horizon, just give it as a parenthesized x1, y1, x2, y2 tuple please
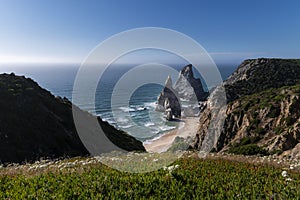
(0, 0, 299, 66)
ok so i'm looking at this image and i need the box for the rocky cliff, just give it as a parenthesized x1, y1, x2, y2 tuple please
(0, 73, 145, 164)
(156, 64, 208, 120)
(174, 64, 208, 101)
(156, 76, 181, 119)
(193, 58, 300, 158)
(224, 58, 300, 102)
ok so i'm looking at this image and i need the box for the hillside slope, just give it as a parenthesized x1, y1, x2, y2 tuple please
(0, 73, 145, 164)
(224, 58, 300, 102)
(193, 59, 300, 158)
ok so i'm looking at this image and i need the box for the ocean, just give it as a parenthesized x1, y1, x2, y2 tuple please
(0, 63, 237, 142)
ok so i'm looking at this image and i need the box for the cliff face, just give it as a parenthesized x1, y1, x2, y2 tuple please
(0, 73, 145, 164)
(193, 59, 300, 158)
(224, 58, 300, 102)
(174, 64, 208, 101)
(156, 76, 181, 119)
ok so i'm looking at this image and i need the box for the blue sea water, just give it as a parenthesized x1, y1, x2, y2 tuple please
(0, 63, 237, 142)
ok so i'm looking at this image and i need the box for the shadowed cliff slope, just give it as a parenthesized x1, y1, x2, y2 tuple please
(0, 73, 145, 164)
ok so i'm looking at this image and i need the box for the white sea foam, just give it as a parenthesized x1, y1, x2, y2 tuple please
(142, 124, 177, 145)
(119, 106, 135, 112)
(116, 117, 129, 123)
(144, 102, 156, 108)
(118, 124, 133, 129)
(101, 118, 115, 124)
(144, 122, 155, 127)
(136, 106, 147, 111)
(143, 135, 164, 145)
(159, 125, 176, 131)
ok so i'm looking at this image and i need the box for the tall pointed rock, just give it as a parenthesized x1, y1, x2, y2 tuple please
(156, 76, 181, 119)
(174, 64, 208, 101)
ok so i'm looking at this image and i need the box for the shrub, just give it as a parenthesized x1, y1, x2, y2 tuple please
(286, 116, 296, 126)
(274, 126, 284, 135)
(229, 144, 268, 156)
(267, 106, 281, 118)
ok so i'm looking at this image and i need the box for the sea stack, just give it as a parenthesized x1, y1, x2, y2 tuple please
(174, 64, 208, 101)
(156, 75, 181, 120)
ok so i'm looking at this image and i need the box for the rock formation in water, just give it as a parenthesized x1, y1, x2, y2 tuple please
(192, 58, 300, 159)
(156, 75, 181, 119)
(164, 98, 173, 120)
(174, 64, 208, 102)
(0, 73, 145, 164)
(156, 64, 209, 120)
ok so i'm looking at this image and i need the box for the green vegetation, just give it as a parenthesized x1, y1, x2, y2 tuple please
(274, 126, 284, 135)
(228, 136, 268, 156)
(0, 157, 299, 199)
(230, 84, 300, 138)
(168, 137, 190, 152)
(229, 144, 268, 156)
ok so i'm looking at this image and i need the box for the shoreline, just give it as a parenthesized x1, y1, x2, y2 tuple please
(143, 117, 199, 153)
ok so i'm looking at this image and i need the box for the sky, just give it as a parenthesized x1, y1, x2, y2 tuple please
(0, 0, 299, 65)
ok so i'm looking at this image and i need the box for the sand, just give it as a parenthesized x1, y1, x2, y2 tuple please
(143, 117, 199, 153)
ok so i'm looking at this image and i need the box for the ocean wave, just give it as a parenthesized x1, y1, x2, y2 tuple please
(118, 124, 133, 129)
(142, 126, 174, 144)
(159, 125, 176, 131)
(116, 117, 129, 123)
(119, 106, 135, 112)
(144, 122, 155, 127)
(143, 134, 163, 145)
(119, 106, 148, 113)
(144, 101, 156, 108)
(136, 106, 147, 111)
(101, 118, 116, 125)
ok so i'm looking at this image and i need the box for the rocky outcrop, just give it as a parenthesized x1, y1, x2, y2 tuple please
(156, 64, 209, 120)
(174, 64, 208, 101)
(224, 58, 300, 102)
(156, 76, 181, 119)
(193, 58, 300, 157)
(164, 98, 173, 120)
(195, 85, 300, 152)
(0, 73, 145, 164)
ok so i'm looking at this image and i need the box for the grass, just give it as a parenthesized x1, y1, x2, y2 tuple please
(0, 155, 299, 199)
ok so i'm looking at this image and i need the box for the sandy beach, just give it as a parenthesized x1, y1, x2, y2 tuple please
(143, 117, 199, 153)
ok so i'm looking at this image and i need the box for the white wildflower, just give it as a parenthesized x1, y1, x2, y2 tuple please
(38, 164, 48, 169)
(286, 178, 292, 182)
(87, 160, 95, 164)
(281, 170, 288, 178)
(164, 164, 179, 173)
(153, 158, 158, 162)
(65, 162, 75, 168)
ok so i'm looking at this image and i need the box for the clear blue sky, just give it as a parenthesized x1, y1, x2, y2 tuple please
(0, 0, 299, 65)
